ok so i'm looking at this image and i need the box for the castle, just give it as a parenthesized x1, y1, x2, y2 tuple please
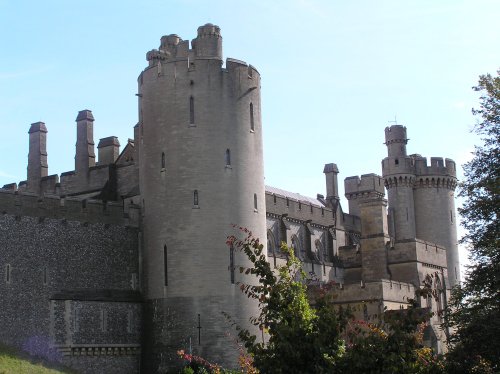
(0, 24, 459, 374)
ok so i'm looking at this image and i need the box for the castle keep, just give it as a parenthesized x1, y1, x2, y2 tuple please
(0, 24, 459, 373)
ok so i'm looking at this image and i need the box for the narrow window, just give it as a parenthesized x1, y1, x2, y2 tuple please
(194, 190, 199, 206)
(5, 264, 11, 283)
(254, 193, 258, 211)
(82, 199, 87, 209)
(74, 307, 80, 332)
(100, 309, 107, 332)
(189, 96, 195, 125)
(161, 152, 166, 169)
(229, 245, 235, 284)
(450, 210, 453, 223)
(250, 103, 254, 131)
(273, 194, 277, 204)
(225, 149, 231, 166)
(298, 201, 301, 210)
(406, 207, 409, 221)
(310, 204, 313, 214)
(43, 266, 48, 285)
(164, 245, 168, 286)
(286, 197, 289, 207)
(321, 207, 324, 216)
(395, 159, 399, 165)
(127, 310, 133, 333)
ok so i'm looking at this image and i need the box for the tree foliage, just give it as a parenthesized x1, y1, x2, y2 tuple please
(227, 227, 445, 374)
(226, 227, 347, 374)
(444, 71, 500, 373)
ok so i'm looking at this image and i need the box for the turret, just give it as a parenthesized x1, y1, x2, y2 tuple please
(27, 121, 48, 193)
(139, 25, 264, 371)
(382, 125, 460, 287)
(413, 156, 459, 286)
(191, 23, 222, 60)
(382, 125, 416, 240)
(384, 125, 408, 158)
(75, 110, 95, 176)
(344, 173, 385, 217)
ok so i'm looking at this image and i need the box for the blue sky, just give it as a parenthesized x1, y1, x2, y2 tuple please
(1, 0, 499, 268)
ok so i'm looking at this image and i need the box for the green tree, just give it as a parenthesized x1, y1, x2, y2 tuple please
(226, 228, 348, 374)
(444, 71, 500, 373)
(227, 227, 445, 374)
(338, 299, 444, 374)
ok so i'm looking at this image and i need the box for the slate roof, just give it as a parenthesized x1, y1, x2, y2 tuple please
(265, 185, 324, 207)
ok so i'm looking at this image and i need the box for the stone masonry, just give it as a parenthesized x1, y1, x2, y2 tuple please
(0, 24, 459, 373)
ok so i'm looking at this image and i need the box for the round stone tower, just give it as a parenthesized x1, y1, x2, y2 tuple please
(413, 156, 459, 286)
(382, 125, 416, 240)
(382, 125, 460, 288)
(137, 24, 266, 371)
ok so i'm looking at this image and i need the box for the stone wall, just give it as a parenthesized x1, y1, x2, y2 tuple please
(0, 213, 141, 374)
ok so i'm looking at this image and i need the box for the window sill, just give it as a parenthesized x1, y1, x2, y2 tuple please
(225, 165, 232, 169)
(193, 205, 200, 209)
(160, 168, 166, 173)
(249, 129, 255, 133)
(189, 123, 196, 128)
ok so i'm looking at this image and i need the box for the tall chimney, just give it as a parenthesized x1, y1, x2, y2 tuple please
(75, 109, 95, 175)
(27, 121, 48, 193)
(323, 163, 339, 208)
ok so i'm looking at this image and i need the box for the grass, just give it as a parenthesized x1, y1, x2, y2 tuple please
(0, 343, 76, 374)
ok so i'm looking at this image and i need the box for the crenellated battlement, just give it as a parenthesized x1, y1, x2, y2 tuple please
(413, 156, 457, 178)
(344, 174, 385, 200)
(0, 188, 139, 226)
(384, 125, 407, 144)
(147, 23, 223, 67)
(344, 174, 385, 217)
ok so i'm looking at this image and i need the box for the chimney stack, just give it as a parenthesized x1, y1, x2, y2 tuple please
(75, 109, 95, 175)
(27, 121, 48, 193)
(97, 136, 120, 165)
